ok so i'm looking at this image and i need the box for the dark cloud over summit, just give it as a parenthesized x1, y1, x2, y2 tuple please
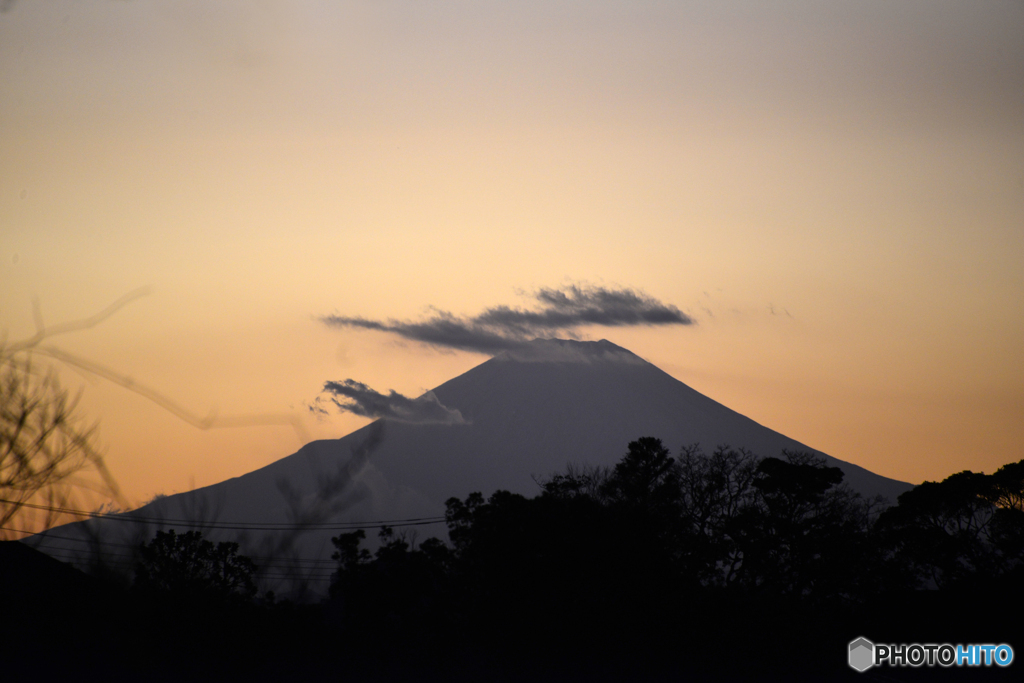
(322, 285, 692, 354)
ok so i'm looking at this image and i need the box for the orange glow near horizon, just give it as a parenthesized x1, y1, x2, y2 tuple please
(2, 1, 1022, 517)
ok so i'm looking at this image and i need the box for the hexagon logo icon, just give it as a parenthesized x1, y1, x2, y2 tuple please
(848, 637, 875, 672)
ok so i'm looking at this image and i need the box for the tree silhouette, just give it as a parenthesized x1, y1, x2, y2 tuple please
(323, 444, 1024, 678)
(602, 436, 680, 511)
(878, 460, 1024, 588)
(986, 459, 1024, 511)
(134, 529, 257, 601)
(724, 453, 871, 599)
(0, 356, 104, 535)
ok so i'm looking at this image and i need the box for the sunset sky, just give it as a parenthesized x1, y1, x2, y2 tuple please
(2, 0, 1022, 510)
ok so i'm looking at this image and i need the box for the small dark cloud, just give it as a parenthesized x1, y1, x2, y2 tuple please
(314, 380, 467, 425)
(322, 284, 693, 354)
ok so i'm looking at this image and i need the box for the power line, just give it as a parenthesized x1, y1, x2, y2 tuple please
(3, 498, 447, 530)
(29, 540, 340, 567)
(36, 547, 339, 581)
(7, 526, 443, 580)
(21, 537, 346, 582)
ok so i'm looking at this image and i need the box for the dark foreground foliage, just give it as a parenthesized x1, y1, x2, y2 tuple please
(325, 440, 1024, 681)
(2, 440, 1021, 682)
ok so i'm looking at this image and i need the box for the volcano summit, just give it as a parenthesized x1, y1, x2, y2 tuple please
(31, 339, 911, 591)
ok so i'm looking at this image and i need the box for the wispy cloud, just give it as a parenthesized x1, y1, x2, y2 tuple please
(312, 380, 467, 425)
(321, 284, 693, 354)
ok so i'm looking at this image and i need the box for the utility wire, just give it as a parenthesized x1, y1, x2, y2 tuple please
(7, 525, 445, 578)
(3, 499, 447, 530)
(36, 546, 339, 579)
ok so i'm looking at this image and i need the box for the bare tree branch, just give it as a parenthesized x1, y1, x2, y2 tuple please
(2, 289, 310, 538)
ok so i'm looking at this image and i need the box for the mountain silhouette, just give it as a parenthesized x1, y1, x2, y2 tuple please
(28, 338, 911, 593)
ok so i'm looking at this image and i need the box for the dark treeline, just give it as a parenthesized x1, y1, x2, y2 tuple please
(325, 439, 1023, 681)
(4, 439, 1022, 682)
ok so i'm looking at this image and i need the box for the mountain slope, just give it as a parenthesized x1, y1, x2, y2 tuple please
(367, 338, 909, 503)
(28, 339, 912, 592)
